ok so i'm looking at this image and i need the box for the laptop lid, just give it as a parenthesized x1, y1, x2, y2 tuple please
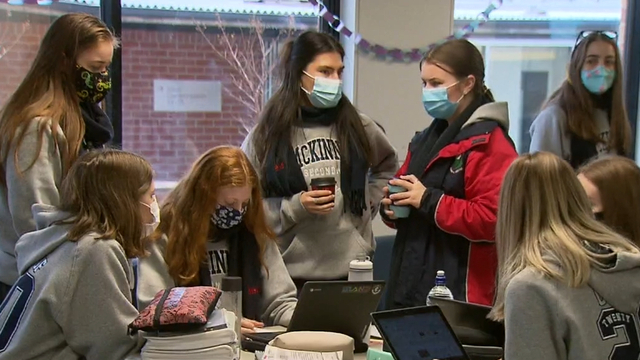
(371, 306, 469, 360)
(288, 280, 385, 343)
(428, 297, 504, 346)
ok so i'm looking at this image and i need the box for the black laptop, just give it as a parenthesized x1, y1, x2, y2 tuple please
(372, 306, 470, 360)
(243, 280, 385, 352)
(428, 297, 504, 347)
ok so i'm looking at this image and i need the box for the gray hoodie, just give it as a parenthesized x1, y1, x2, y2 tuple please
(137, 233, 298, 326)
(241, 113, 398, 280)
(0, 204, 140, 360)
(529, 103, 611, 159)
(504, 251, 640, 360)
(0, 119, 65, 286)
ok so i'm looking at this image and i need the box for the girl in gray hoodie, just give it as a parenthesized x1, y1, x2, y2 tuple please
(0, 149, 156, 360)
(241, 31, 397, 291)
(491, 151, 640, 360)
(0, 14, 116, 301)
(139, 146, 297, 333)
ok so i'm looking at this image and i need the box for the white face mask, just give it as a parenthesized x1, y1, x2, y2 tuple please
(140, 195, 160, 236)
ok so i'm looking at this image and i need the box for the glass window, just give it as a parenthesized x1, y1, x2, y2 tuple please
(0, 1, 100, 107)
(119, 1, 317, 195)
(458, 0, 622, 153)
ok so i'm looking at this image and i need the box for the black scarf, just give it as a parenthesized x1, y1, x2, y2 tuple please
(199, 224, 263, 321)
(263, 106, 368, 216)
(80, 101, 113, 150)
(407, 96, 490, 177)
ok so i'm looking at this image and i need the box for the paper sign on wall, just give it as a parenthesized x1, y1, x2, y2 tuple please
(153, 79, 222, 113)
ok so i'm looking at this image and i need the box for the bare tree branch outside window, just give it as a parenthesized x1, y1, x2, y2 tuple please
(196, 14, 297, 134)
(0, 15, 29, 61)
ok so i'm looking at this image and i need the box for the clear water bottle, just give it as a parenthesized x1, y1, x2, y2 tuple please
(426, 270, 454, 306)
(220, 276, 242, 358)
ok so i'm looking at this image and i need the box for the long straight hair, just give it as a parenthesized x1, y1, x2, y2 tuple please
(251, 31, 371, 186)
(490, 152, 638, 321)
(59, 149, 153, 258)
(579, 156, 640, 247)
(157, 146, 276, 286)
(543, 33, 630, 155)
(0, 13, 118, 185)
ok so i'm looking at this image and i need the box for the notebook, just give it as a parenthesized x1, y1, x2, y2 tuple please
(141, 309, 237, 360)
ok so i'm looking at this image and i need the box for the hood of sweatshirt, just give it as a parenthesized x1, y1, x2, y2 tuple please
(587, 249, 640, 314)
(14, 204, 74, 274)
(463, 101, 510, 130)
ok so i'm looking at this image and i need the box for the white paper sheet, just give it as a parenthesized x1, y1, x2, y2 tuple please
(262, 345, 343, 360)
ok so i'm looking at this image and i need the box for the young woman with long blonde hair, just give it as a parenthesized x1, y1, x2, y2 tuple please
(0, 14, 117, 300)
(142, 146, 297, 334)
(491, 151, 640, 360)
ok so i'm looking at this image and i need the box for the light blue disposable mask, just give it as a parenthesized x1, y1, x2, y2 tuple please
(421, 82, 464, 119)
(302, 71, 343, 108)
(581, 65, 616, 95)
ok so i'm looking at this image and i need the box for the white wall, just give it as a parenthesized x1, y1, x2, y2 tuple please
(340, 0, 455, 236)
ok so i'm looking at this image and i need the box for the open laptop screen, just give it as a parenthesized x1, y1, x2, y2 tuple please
(372, 306, 468, 360)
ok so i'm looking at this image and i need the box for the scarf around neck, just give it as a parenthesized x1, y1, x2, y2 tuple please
(263, 106, 368, 216)
(80, 101, 113, 150)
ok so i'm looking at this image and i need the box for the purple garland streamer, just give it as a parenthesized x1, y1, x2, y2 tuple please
(309, 0, 503, 62)
(4, 0, 52, 4)
(3, 0, 502, 62)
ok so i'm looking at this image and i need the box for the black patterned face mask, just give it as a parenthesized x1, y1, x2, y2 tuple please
(75, 65, 111, 103)
(211, 204, 247, 229)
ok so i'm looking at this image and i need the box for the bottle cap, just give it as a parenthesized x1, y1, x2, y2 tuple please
(221, 276, 242, 292)
(350, 256, 373, 270)
(436, 270, 445, 276)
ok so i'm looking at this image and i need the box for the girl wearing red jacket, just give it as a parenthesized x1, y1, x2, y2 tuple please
(381, 39, 517, 308)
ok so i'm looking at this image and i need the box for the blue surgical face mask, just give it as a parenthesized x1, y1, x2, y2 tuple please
(212, 204, 246, 230)
(581, 66, 615, 95)
(421, 82, 464, 119)
(301, 71, 343, 109)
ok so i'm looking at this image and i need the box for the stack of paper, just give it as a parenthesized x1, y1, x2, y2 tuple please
(141, 309, 238, 360)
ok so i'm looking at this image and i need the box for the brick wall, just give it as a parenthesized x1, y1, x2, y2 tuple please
(0, 19, 49, 103)
(121, 27, 261, 181)
(0, 13, 263, 182)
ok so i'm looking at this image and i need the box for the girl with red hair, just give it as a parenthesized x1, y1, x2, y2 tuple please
(142, 146, 297, 333)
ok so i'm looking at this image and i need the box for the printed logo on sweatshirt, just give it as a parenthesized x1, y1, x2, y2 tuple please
(596, 307, 640, 359)
(31, 258, 47, 273)
(208, 249, 228, 276)
(596, 130, 610, 155)
(294, 137, 342, 182)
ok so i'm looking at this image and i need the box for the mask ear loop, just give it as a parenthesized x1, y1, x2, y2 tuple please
(300, 71, 315, 95)
(453, 76, 473, 103)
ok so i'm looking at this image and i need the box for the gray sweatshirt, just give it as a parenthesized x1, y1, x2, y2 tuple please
(529, 103, 611, 159)
(0, 119, 64, 286)
(241, 113, 398, 280)
(504, 251, 640, 360)
(0, 204, 140, 360)
(137, 233, 298, 326)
